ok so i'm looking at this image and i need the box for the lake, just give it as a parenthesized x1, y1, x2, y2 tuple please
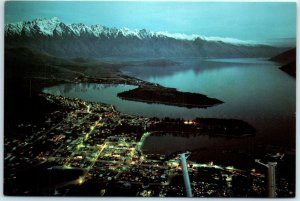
(43, 58, 296, 161)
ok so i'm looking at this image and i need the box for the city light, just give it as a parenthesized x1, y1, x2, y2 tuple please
(78, 176, 84, 184)
(5, 92, 293, 197)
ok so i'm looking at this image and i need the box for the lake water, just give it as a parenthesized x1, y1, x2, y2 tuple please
(43, 58, 295, 161)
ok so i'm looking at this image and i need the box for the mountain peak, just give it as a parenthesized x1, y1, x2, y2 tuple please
(5, 17, 64, 37)
(51, 17, 60, 22)
(5, 17, 282, 59)
(33, 17, 60, 23)
(5, 17, 258, 45)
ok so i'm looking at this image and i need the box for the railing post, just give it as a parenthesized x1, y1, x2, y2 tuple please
(179, 153, 193, 197)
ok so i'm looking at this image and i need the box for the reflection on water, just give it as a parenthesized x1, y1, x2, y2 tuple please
(44, 58, 295, 157)
(142, 134, 215, 155)
(124, 58, 295, 154)
(43, 83, 137, 107)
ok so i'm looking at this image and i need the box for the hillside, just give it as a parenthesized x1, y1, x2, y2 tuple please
(280, 61, 296, 77)
(5, 47, 122, 87)
(270, 48, 296, 64)
(270, 48, 296, 77)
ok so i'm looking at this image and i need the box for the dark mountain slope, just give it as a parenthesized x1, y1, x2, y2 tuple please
(5, 47, 122, 83)
(270, 48, 296, 77)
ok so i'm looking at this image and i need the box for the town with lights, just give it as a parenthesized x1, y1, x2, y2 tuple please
(4, 94, 294, 197)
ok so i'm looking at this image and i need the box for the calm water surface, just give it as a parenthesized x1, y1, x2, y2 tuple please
(43, 58, 295, 160)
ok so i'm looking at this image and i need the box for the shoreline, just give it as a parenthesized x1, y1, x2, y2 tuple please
(43, 74, 224, 109)
(117, 96, 217, 108)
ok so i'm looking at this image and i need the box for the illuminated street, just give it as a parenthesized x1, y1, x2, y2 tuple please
(4, 93, 294, 197)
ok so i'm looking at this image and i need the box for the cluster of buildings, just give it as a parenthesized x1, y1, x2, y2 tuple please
(4, 93, 294, 197)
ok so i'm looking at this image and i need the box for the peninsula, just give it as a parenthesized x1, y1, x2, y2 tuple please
(117, 85, 223, 108)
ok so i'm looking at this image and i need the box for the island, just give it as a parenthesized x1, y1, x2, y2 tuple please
(117, 85, 223, 108)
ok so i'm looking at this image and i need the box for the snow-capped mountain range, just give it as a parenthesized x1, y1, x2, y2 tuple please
(5, 17, 155, 38)
(5, 17, 284, 58)
(5, 17, 255, 44)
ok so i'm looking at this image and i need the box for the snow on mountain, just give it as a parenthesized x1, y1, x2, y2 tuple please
(33, 17, 61, 36)
(69, 23, 93, 36)
(5, 17, 62, 36)
(199, 36, 257, 46)
(5, 17, 258, 45)
(5, 21, 24, 36)
(90, 24, 105, 37)
(5, 17, 283, 59)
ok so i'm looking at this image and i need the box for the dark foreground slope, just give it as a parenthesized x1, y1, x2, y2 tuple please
(270, 48, 296, 77)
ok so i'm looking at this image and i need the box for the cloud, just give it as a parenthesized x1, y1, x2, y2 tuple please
(156, 31, 259, 45)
